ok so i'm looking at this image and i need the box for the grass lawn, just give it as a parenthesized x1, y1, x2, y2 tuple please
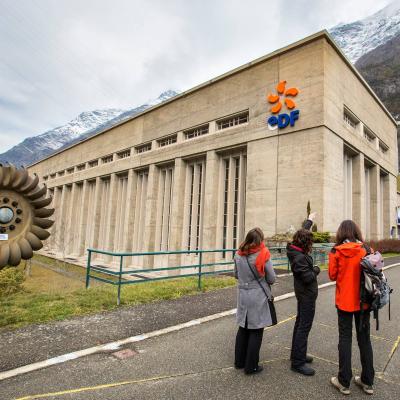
(0, 256, 236, 331)
(382, 252, 400, 258)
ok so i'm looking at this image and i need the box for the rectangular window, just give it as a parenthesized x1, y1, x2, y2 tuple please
(343, 109, 359, 129)
(88, 160, 98, 168)
(379, 141, 388, 154)
(364, 167, 371, 239)
(343, 153, 353, 219)
(135, 143, 152, 154)
(58, 171, 65, 177)
(50, 173, 56, 179)
(77, 164, 85, 171)
(220, 153, 246, 255)
(155, 166, 174, 251)
(117, 149, 131, 159)
(158, 134, 177, 147)
(66, 168, 74, 174)
(217, 111, 249, 131)
(184, 124, 209, 140)
(185, 161, 205, 251)
(102, 155, 114, 164)
(363, 126, 375, 143)
(43, 176, 48, 181)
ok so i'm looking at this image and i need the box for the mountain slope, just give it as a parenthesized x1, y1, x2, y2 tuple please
(0, 90, 178, 166)
(329, 0, 400, 63)
(355, 32, 400, 121)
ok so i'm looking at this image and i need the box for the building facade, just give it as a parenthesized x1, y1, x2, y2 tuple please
(28, 31, 398, 267)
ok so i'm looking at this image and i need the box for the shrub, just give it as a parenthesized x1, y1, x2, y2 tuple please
(312, 231, 331, 243)
(366, 239, 400, 253)
(0, 267, 25, 297)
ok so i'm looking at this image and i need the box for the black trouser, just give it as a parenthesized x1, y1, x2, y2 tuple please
(337, 309, 375, 388)
(291, 299, 316, 367)
(235, 325, 264, 373)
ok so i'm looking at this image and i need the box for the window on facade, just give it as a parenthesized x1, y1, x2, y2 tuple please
(43, 176, 48, 181)
(155, 166, 174, 251)
(117, 149, 131, 159)
(379, 141, 389, 154)
(217, 112, 249, 131)
(66, 168, 74, 174)
(343, 110, 359, 129)
(135, 143, 152, 154)
(185, 161, 205, 251)
(77, 164, 85, 171)
(88, 160, 98, 168)
(102, 155, 114, 164)
(220, 153, 246, 255)
(363, 126, 375, 143)
(57, 171, 65, 177)
(50, 173, 56, 179)
(158, 134, 177, 147)
(184, 124, 209, 140)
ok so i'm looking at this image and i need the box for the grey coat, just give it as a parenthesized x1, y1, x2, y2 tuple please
(234, 252, 276, 329)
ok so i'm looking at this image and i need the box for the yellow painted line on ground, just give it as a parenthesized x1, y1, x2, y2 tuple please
(382, 336, 400, 373)
(15, 358, 287, 400)
(315, 322, 392, 342)
(265, 314, 296, 330)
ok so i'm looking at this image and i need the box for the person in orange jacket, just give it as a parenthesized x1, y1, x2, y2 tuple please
(328, 220, 374, 396)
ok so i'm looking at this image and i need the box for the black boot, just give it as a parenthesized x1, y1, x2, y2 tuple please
(291, 364, 315, 376)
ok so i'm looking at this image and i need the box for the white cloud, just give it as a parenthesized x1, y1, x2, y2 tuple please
(0, 0, 394, 153)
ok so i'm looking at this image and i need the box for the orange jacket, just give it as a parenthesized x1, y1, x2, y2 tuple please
(328, 242, 367, 312)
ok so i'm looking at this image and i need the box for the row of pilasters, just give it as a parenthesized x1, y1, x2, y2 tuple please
(351, 153, 396, 240)
(47, 150, 224, 267)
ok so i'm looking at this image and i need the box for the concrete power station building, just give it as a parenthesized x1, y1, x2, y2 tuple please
(28, 31, 398, 267)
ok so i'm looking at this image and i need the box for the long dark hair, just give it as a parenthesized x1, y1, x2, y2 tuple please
(239, 227, 264, 252)
(292, 229, 313, 254)
(335, 219, 364, 245)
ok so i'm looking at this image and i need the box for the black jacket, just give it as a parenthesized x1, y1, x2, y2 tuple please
(286, 220, 319, 302)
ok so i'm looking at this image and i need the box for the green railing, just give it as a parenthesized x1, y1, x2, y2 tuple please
(85, 244, 333, 305)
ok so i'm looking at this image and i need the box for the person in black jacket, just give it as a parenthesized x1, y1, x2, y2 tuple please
(287, 213, 320, 376)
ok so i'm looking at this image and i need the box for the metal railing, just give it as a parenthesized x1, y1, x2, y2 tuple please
(85, 244, 333, 305)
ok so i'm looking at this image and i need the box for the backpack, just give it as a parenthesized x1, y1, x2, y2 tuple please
(360, 246, 393, 330)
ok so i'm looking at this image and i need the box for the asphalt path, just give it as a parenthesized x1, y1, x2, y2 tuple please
(1, 265, 399, 400)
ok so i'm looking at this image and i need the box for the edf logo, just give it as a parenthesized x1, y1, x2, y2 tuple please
(266, 80, 300, 130)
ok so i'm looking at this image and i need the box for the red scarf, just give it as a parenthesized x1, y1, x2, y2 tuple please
(237, 242, 271, 277)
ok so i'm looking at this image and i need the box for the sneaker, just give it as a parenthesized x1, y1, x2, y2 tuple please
(330, 377, 351, 395)
(245, 365, 263, 375)
(291, 364, 315, 376)
(354, 376, 374, 395)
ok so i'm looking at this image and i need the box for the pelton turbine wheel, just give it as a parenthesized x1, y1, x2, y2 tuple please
(0, 164, 54, 268)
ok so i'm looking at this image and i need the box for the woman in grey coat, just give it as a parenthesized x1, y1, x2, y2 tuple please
(234, 227, 276, 374)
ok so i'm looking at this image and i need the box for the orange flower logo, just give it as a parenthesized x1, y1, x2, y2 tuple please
(267, 80, 299, 114)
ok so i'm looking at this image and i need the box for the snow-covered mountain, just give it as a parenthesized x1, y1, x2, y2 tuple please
(329, 0, 400, 63)
(0, 90, 179, 166)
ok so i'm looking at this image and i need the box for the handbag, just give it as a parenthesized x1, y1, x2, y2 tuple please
(245, 256, 278, 325)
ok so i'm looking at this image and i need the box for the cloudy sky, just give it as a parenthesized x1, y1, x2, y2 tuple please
(0, 0, 392, 153)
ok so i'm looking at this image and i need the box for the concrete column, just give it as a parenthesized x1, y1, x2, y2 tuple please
(65, 183, 77, 257)
(123, 169, 138, 264)
(89, 177, 102, 250)
(104, 173, 118, 260)
(202, 151, 220, 263)
(77, 180, 90, 258)
(369, 164, 381, 240)
(168, 158, 186, 271)
(351, 153, 365, 232)
(55, 186, 67, 256)
(143, 164, 159, 267)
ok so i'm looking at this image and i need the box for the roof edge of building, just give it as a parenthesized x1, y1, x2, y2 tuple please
(28, 30, 397, 168)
